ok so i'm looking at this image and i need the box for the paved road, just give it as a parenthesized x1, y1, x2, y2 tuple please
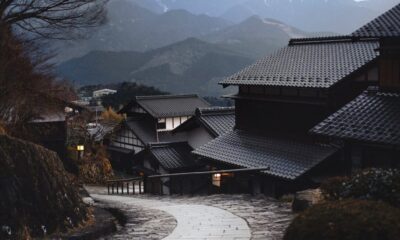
(86, 186, 292, 240)
(91, 194, 251, 240)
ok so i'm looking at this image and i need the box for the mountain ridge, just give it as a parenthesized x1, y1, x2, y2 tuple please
(57, 38, 254, 96)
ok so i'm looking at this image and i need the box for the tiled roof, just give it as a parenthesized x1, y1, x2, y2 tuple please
(126, 120, 157, 143)
(125, 120, 186, 144)
(352, 3, 400, 38)
(197, 107, 235, 137)
(193, 130, 338, 180)
(149, 142, 198, 170)
(107, 145, 133, 154)
(172, 107, 235, 137)
(220, 37, 379, 88)
(310, 90, 400, 147)
(131, 94, 210, 118)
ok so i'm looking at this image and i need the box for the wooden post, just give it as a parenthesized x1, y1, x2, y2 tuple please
(107, 184, 110, 195)
(180, 177, 183, 195)
(143, 176, 147, 194)
(121, 182, 124, 194)
(132, 181, 135, 195)
(126, 182, 129, 195)
(112, 184, 114, 194)
(139, 181, 142, 194)
(190, 179, 194, 195)
(116, 183, 119, 194)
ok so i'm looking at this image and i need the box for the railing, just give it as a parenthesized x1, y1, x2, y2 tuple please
(106, 177, 144, 195)
(106, 167, 270, 196)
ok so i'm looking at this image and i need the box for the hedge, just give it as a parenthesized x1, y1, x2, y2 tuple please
(284, 200, 400, 240)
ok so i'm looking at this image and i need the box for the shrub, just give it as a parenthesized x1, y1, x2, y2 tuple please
(101, 107, 124, 122)
(321, 169, 400, 207)
(67, 144, 114, 184)
(284, 200, 400, 240)
(320, 176, 349, 200)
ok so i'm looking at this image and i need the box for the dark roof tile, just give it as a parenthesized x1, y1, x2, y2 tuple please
(221, 38, 379, 88)
(193, 130, 338, 180)
(125, 120, 186, 144)
(310, 90, 400, 147)
(353, 4, 400, 38)
(135, 94, 210, 118)
(197, 107, 235, 137)
(172, 107, 235, 137)
(149, 142, 198, 170)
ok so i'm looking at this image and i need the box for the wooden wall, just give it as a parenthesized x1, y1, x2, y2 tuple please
(379, 38, 400, 91)
(235, 99, 329, 137)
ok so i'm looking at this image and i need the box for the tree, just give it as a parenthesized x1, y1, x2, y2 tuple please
(101, 82, 168, 110)
(0, 0, 108, 131)
(0, 30, 76, 130)
(0, 0, 108, 40)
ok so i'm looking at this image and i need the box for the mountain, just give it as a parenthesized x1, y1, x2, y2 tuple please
(129, 0, 249, 15)
(203, 16, 308, 59)
(221, 0, 379, 33)
(53, 0, 231, 62)
(126, 0, 397, 34)
(57, 38, 254, 96)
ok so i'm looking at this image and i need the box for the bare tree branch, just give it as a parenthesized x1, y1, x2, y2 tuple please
(0, 0, 108, 40)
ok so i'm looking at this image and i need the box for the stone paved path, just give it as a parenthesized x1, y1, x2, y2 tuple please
(86, 186, 293, 240)
(94, 197, 177, 240)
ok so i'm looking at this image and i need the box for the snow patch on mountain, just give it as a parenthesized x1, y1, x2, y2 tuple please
(262, 19, 305, 38)
(156, 0, 168, 12)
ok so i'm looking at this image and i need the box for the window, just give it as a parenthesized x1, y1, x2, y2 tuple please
(212, 173, 221, 187)
(157, 118, 166, 130)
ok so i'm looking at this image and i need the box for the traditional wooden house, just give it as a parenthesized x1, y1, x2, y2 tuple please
(107, 94, 210, 170)
(172, 107, 235, 149)
(132, 142, 205, 194)
(192, 33, 384, 195)
(311, 4, 400, 171)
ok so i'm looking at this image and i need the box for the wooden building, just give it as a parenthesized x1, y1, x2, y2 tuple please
(311, 4, 400, 171)
(191, 12, 394, 196)
(132, 142, 205, 194)
(108, 94, 210, 171)
(172, 107, 235, 149)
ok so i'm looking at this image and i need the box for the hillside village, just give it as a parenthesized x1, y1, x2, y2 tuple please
(1, 1, 400, 240)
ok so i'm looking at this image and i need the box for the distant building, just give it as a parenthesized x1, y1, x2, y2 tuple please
(93, 89, 117, 99)
(107, 94, 210, 171)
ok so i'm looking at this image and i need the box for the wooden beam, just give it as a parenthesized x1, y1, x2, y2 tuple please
(147, 167, 270, 179)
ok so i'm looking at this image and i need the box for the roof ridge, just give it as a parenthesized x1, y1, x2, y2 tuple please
(197, 106, 235, 115)
(352, 3, 400, 38)
(289, 35, 378, 46)
(148, 141, 188, 148)
(362, 86, 400, 97)
(135, 94, 200, 100)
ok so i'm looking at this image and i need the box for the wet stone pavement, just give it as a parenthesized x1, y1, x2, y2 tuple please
(95, 200, 177, 240)
(86, 186, 293, 240)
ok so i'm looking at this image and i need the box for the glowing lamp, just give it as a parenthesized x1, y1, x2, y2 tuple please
(213, 173, 221, 178)
(77, 145, 85, 151)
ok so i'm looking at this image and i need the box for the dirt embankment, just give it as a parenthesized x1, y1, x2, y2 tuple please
(0, 135, 89, 239)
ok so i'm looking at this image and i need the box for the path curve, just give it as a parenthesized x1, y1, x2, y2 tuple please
(91, 194, 251, 240)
